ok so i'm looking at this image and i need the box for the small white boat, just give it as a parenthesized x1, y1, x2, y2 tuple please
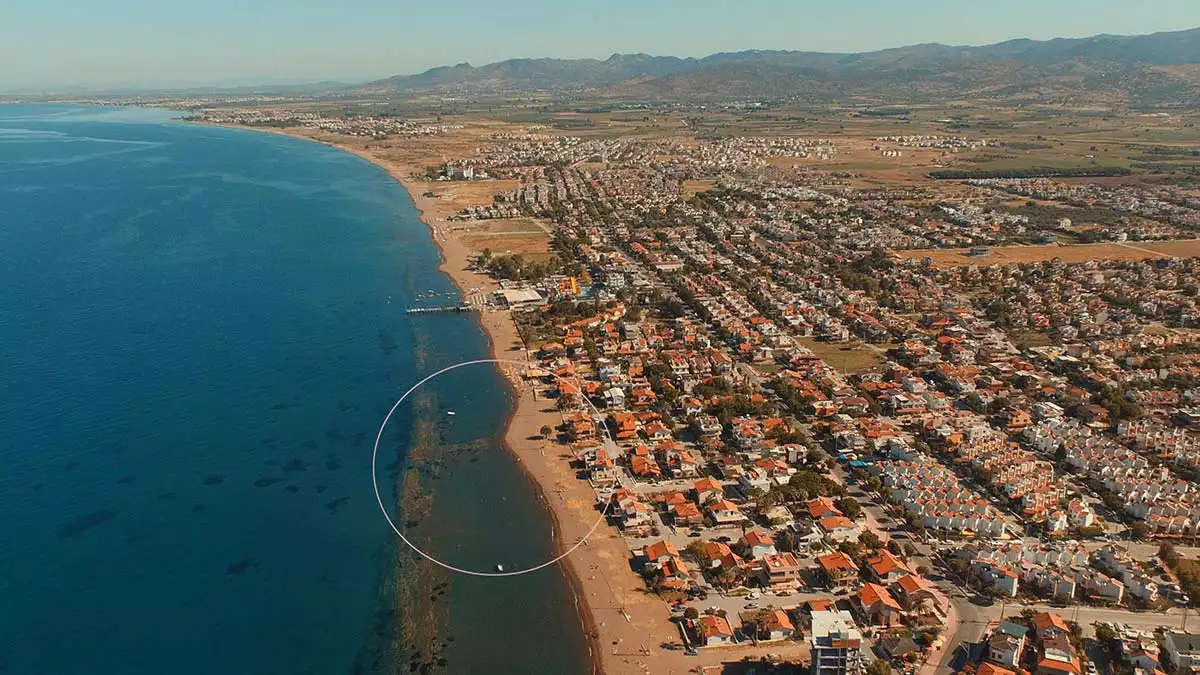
(496, 564, 504, 572)
(446, 411, 456, 416)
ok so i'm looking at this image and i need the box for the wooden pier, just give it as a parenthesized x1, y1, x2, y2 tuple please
(405, 304, 479, 314)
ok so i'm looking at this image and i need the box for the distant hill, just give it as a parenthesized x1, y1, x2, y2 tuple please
(352, 27, 1200, 107)
(357, 53, 698, 93)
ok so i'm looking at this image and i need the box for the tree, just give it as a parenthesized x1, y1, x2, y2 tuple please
(715, 566, 739, 590)
(539, 425, 553, 439)
(683, 606, 699, 620)
(1130, 521, 1149, 541)
(836, 497, 863, 520)
(1160, 542, 1180, 566)
(776, 529, 796, 553)
(839, 541, 863, 560)
(859, 531, 884, 551)
(867, 659, 892, 675)
(1068, 621, 1083, 649)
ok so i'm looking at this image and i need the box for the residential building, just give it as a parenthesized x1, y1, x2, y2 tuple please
(817, 551, 860, 591)
(759, 609, 797, 641)
(866, 550, 912, 585)
(699, 614, 735, 647)
(1163, 632, 1200, 672)
(759, 552, 804, 591)
(741, 530, 778, 559)
(810, 610, 864, 675)
(708, 499, 745, 528)
(892, 574, 947, 620)
(855, 583, 903, 627)
(988, 621, 1029, 669)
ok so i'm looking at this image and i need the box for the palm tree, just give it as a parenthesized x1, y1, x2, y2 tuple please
(716, 566, 736, 589)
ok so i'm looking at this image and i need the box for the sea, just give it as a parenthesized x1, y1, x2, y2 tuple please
(0, 105, 590, 675)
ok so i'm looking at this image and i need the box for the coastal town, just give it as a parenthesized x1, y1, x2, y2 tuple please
(191, 102, 1200, 675)
(8, 6, 1200, 675)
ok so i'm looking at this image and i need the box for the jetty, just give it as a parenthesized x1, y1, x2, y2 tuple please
(405, 304, 479, 314)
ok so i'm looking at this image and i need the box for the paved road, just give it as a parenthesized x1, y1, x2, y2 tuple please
(930, 600, 990, 675)
(925, 594, 1193, 675)
(829, 461, 1197, 674)
(1116, 241, 1179, 260)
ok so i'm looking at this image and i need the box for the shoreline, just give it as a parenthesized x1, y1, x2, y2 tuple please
(197, 122, 614, 673)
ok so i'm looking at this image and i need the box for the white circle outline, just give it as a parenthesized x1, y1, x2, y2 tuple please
(372, 358, 619, 577)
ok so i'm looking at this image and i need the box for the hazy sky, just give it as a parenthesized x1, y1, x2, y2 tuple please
(2, 0, 1197, 89)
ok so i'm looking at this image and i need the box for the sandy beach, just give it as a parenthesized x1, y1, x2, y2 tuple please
(365, 144, 685, 675)
(202, 121, 768, 675)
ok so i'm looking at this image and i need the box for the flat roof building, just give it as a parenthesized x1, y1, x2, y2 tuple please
(810, 609, 863, 675)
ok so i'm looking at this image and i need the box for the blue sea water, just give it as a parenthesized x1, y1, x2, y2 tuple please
(0, 105, 589, 674)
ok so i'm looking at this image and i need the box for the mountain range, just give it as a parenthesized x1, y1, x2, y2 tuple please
(353, 27, 1200, 107)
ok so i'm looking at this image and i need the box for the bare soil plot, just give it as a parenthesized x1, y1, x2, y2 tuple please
(682, 179, 717, 196)
(459, 233, 554, 259)
(798, 338, 887, 374)
(415, 179, 520, 219)
(459, 218, 547, 234)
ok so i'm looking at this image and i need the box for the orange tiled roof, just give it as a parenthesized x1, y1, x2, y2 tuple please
(1036, 659, 1080, 675)
(700, 615, 733, 638)
(742, 530, 775, 547)
(645, 540, 679, 561)
(868, 550, 911, 578)
(763, 609, 794, 632)
(894, 574, 936, 595)
(1033, 612, 1070, 634)
(817, 551, 859, 573)
(819, 515, 857, 531)
(858, 583, 902, 611)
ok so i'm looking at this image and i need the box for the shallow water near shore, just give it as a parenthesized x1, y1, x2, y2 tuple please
(0, 104, 589, 675)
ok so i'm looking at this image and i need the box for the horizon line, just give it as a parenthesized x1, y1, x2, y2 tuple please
(2, 23, 1196, 95)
